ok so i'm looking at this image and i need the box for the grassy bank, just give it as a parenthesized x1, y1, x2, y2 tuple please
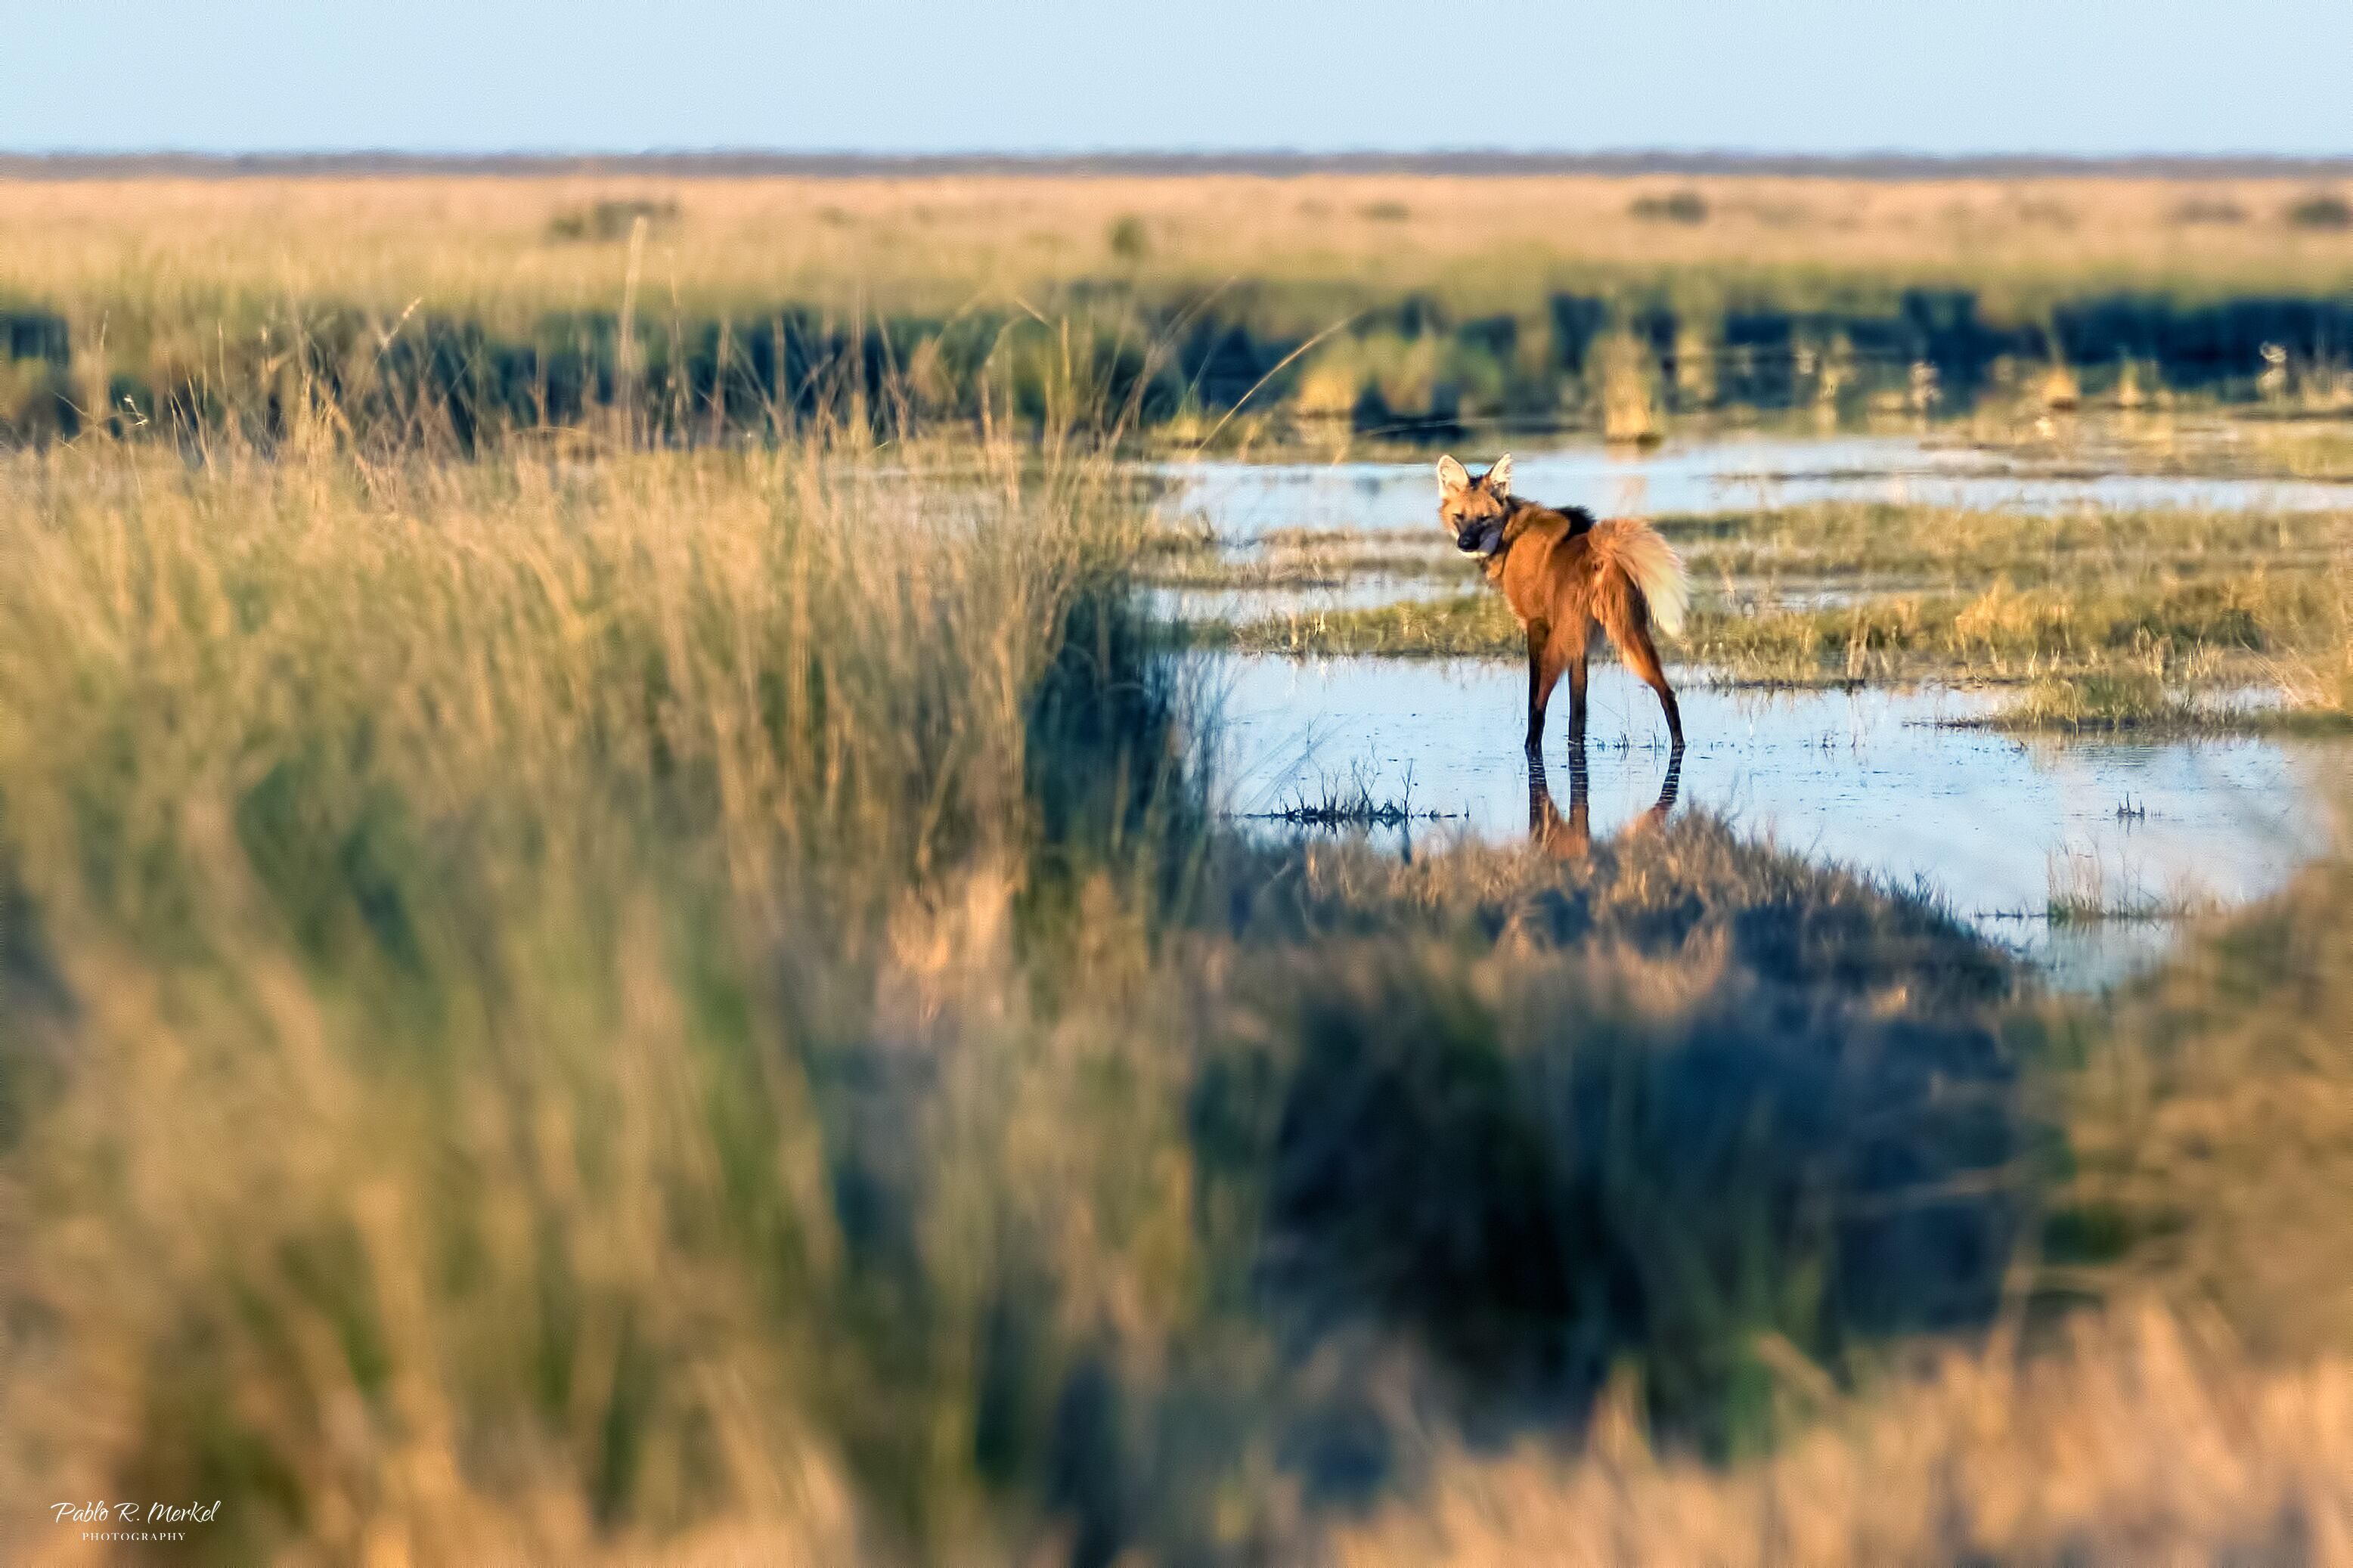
(1338, 848, 2353, 1566)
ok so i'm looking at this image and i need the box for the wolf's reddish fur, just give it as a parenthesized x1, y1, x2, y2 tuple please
(1437, 454, 1688, 753)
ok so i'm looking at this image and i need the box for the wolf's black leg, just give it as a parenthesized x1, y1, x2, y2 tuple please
(1524, 618, 1554, 755)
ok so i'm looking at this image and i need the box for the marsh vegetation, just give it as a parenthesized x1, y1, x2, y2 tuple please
(2, 165, 2351, 1565)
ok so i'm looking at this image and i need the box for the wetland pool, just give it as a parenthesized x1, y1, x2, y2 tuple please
(1199, 653, 2345, 992)
(1153, 432, 2353, 541)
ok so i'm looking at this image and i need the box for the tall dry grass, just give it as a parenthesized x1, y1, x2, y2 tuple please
(0, 435, 1206, 1564)
(1336, 1300, 2353, 1567)
(2051, 852, 2353, 1357)
(2274, 559, 2353, 720)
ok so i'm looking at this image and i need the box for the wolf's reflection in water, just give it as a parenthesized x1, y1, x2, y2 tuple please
(1529, 743, 1683, 861)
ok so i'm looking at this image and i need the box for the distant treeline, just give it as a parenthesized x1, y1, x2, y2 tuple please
(3, 280, 2348, 448)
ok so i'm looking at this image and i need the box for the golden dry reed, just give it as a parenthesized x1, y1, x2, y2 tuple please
(0, 434, 1187, 1564)
(1338, 1300, 2353, 1568)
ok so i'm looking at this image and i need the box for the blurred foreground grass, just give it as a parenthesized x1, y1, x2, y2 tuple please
(1341, 850, 2353, 1566)
(0, 429, 2345, 1564)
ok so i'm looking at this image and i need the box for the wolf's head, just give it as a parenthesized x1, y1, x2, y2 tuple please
(1436, 453, 1514, 556)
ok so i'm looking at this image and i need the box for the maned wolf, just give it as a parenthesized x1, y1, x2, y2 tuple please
(1437, 453, 1690, 753)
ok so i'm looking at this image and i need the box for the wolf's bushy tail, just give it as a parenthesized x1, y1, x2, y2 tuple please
(1589, 518, 1688, 637)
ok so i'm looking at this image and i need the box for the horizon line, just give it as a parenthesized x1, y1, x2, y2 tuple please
(7, 148, 2353, 181)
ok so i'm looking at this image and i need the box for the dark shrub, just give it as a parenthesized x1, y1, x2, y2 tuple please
(1108, 214, 1150, 259)
(545, 197, 680, 243)
(1631, 191, 1709, 225)
(2286, 194, 2353, 231)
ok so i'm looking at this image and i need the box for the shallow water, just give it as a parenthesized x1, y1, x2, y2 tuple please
(1153, 432, 2353, 540)
(1200, 652, 2343, 992)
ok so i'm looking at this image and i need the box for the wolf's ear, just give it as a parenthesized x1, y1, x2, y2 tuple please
(1482, 454, 1514, 494)
(1436, 454, 1471, 494)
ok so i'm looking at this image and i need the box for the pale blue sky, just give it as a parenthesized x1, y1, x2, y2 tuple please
(3, 1, 2345, 157)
